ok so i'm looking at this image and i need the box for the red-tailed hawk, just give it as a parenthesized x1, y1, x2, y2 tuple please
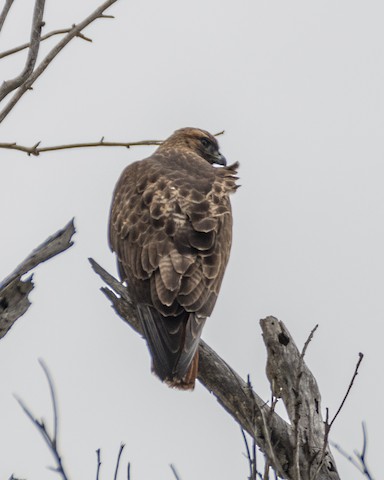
(109, 128, 239, 390)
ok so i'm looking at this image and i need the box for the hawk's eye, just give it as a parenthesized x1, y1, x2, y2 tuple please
(200, 137, 210, 148)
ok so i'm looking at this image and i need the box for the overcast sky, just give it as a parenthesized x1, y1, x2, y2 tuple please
(1, 0, 383, 478)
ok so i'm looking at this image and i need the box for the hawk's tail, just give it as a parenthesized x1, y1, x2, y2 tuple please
(136, 304, 205, 390)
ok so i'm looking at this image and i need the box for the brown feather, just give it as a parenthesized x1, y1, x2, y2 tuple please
(108, 127, 239, 389)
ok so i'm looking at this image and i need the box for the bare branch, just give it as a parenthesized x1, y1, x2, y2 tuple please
(14, 361, 70, 480)
(241, 429, 262, 480)
(0, 218, 75, 291)
(0, 0, 46, 102)
(329, 353, 364, 430)
(0, 0, 15, 34)
(355, 423, 374, 480)
(311, 353, 365, 479)
(0, 130, 223, 156)
(170, 464, 182, 480)
(39, 359, 59, 443)
(0, 219, 75, 340)
(96, 449, 102, 480)
(114, 444, 125, 480)
(0, 0, 118, 124)
(0, 27, 92, 60)
(90, 258, 341, 480)
(0, 138, 163, 156)
(331, 423, 374, 480)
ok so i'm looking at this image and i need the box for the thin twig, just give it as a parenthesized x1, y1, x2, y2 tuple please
(0, 0, 15, 34)
(170, 464, 182, 480)
(0, 0, 118, 124)
(0, 0, 46, 102)
(96, 449, 102, 480)
(14, 361, 70, 480)
(127, 462, 131, 480)
(329, 353, 364, 429)
(355, 423, 374, 480)
(311, 353, 364, 480)
(0, 27, 92, 59)
(331, 423, 374, 480)
(114, 443, 125, 480)
(330, 441, 361, 471)
(241, 429, 262, 480)
(0, 139, 163, 155)
(241, 428, 253, 480)
(39, 359, 58, 444)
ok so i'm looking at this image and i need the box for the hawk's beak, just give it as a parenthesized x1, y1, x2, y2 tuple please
(213, 151, 227, 166)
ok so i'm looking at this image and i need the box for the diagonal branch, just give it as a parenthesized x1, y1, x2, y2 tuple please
(0, 27, 92, 60)
(89, 258, 341, 480)
(0, 0, 118, 124)
(0, 0, 15, 34)
(0, 0, 46, 103)
(0, 219, 75, 340)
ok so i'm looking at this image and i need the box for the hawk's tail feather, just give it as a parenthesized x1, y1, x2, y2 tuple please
(136, 304, 205, 390)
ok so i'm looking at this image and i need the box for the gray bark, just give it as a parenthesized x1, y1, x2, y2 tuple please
(90, 258, 340, 480)
(0, 219, 75, 339)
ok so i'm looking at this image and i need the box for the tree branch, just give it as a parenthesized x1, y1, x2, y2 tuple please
(0, 138, 163, 156)
(0, 0, 118, 124)
(0, 0, 15, 34)
(0, 0, 46, 103)
(89, 258, 341, 480)
(14, 359, 70, 480)
(0, 132, 224, 156)
(0, 219, 75, 340)
(0, 27, 92, 60)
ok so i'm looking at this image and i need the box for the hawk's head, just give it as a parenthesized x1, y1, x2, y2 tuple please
(161, 127, 227, 166)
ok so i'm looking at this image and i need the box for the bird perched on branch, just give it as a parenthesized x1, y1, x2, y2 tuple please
(109, 127, 239, 390)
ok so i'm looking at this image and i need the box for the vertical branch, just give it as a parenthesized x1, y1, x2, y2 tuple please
(0, 0, 46, 102)
(0, 0, 15, 33)
(114, 443, 125, 480)
(95, 449, 102, 480)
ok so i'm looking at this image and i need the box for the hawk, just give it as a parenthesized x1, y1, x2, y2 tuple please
(109, 127, 239, 390)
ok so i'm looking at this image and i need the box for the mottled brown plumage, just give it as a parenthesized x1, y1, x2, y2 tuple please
(109, 127, 239, 389)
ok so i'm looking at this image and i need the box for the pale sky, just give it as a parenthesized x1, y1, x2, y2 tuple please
(1, 0, 383, 478)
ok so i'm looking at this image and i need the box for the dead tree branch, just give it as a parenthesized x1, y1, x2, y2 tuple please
(0, 138, 163, 156)
(89, 258, 342, 480)
(0, 132, 224, 156)
(0, 219, 75, 340)
(14, 359, 70, 480)
(0, 0, 118, 124)
(0, 0, 46, 103)
(170, 464, 182, 480)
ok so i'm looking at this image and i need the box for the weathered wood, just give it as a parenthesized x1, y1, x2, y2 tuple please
(261, 317, 338, 479)
(0, 219, 75, 339)
(90, 259, 340, 480)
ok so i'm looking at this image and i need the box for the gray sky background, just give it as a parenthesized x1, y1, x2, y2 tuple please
(1, 0, 383, 478)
